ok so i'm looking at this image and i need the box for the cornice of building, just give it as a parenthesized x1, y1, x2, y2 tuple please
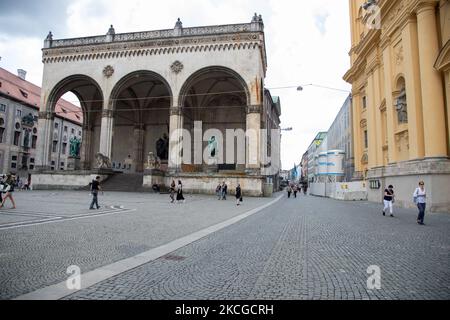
(42, 21, 267, 74)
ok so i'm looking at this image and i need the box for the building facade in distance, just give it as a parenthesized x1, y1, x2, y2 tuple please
(344, 0, 450, 212)
(0, 67, 82, 179)
(306, 132, 327, 183)
(325, 94, 354, 182)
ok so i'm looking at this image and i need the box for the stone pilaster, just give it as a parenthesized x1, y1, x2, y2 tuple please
(80, 124, 92, 170)
(402, 16, 425, 160)
(99, 108, 114, 159)
(168, 107, 184, 173)
(382, 45, 397, 164)
(246, 105, 262, 174)
(133, 124, 145, 172)
(34, 111, 56, 171)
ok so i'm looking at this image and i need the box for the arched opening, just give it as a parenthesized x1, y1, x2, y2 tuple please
(109, 71, 172, 173)
(46, 75, 103, 170)
(179, 66, 249, 172)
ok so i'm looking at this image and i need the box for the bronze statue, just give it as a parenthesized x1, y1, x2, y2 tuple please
(156, 133, 169, 160)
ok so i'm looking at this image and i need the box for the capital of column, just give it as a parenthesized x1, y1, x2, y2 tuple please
(415, 1, 437, 16)
(38, 111, 56, 120)
(101, 109, 114, 118)
(170, 107, 183, 116)
(246, 105, 262, 115)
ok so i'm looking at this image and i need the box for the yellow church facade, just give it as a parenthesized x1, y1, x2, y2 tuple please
(344, 0, 450, 212)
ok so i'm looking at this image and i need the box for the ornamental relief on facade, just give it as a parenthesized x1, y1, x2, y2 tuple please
(170, 61, 183, 74)
(103, 65, 114, 78)
(395, 45, 404, 66)
(384, 0, 407, 32)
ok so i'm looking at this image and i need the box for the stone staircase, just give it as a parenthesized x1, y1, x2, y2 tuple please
(100, 173, 147, 192)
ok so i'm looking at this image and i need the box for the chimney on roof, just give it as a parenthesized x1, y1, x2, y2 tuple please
(17, 69, 27, 80)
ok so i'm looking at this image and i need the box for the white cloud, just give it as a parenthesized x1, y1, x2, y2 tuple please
(0, 0, 351, 170)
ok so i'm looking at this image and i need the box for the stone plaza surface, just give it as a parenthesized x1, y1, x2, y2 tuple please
(1, 190, 449, 300)
(0, 190, 275, 300)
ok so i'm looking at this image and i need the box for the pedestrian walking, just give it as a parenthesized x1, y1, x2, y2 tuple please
(176, 180, 185, 203)
(215, 183, 222, 200)
(169, 180, 176, 203)
(303, 183, 308, 195)
(293, 184, 298, 198)
(382, 184, 394, 217)
(0, 174, 16, 209)
(220, 181, 227, 200)
(89, 176, 102, 210)
(0, 174, 6, 203)
(235, 183, 242, 205)
(413, 181, 427, 225)
(287, 184, 292, 198)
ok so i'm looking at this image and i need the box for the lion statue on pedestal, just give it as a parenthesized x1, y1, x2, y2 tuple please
(95, 152, 112, 169)
(146, 152, 161, 170)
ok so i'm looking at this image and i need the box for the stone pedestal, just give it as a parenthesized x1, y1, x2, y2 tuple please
(143, 169, 165, 189)
(204, 157, 218, 173)
(67, 157, 81, 171)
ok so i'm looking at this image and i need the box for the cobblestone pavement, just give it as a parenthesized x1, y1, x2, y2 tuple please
(0, 190, 275, 300)
(65, 193, 450, 300)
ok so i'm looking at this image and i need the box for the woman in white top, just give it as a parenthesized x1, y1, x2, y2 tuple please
(413, 181, 426, 225)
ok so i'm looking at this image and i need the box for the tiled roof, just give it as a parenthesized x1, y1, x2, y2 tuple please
(0, 67, 82, 125)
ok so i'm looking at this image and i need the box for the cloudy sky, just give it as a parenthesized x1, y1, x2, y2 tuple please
(0, 0, 351, 170)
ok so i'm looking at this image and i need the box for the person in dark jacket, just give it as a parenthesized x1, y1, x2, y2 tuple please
(176, 180, 185, 203)
(89, 176, 102, 209)
(220, 181, 228, 200)
(235, 183, 242, 205)
(216, 183, 222, 200)
(169, 180, 176, 203)
(287, 184, 292, 198)
(382, 184, 394, 217)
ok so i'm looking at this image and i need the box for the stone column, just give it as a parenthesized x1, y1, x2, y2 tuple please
(133, 124, 145, 172)
(246, 105, 262, 174)
(99, 108, 114, 160)
(168, 107, 184, 173)
(80, 124, 92, 170)
(35, 110, 55, 171)
(416, 3, 448, 158)
(402, 16, 425, 160)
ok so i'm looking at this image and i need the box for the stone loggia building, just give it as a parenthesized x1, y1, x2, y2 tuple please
(344, 0, 450, 212)
(33, 15, 281, 196)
